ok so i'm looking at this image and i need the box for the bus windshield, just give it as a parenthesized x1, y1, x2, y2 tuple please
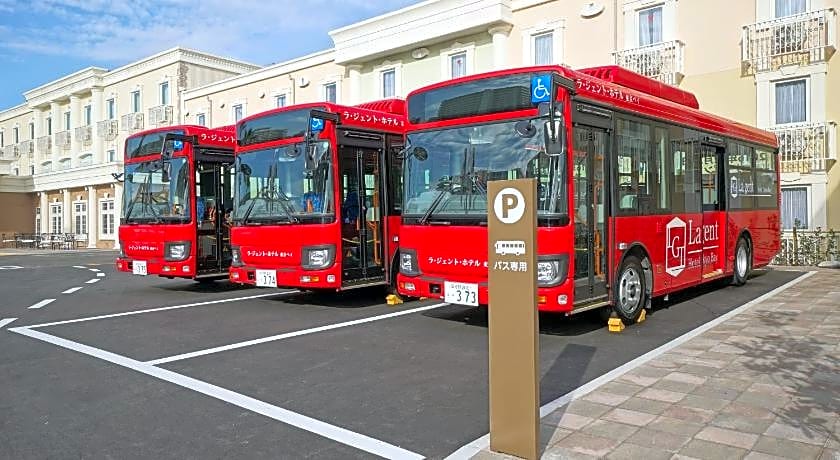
(404, 120, 567, 223)
(123, 157, 191, 223)
(233, 141, 334, 225)
(125, 130, 185, 159)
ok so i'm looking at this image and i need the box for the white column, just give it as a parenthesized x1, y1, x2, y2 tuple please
(489, 25, 513, 71)
(32, 110, 43, 171)
(50, 101, 61, 164)
(39, 192, 49, 234)
(113, 182, 123, 250)
(90, 88, 104, 164)
(69, 95, 81, 166)
(347, 65, 362, 105)
(87, 185, 98, 248)
(62, 189, 72, 234)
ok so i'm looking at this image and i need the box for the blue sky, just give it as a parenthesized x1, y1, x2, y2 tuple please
(0, 0, 419, 109)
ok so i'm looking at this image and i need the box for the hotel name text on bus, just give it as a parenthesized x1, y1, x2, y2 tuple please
(396, 65, 780, 321)
(116, 125, 237, 281)
(228, 100, 407, 291)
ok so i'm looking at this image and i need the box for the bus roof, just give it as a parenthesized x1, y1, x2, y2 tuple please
(127, 124, 236, 148)
(237, 101, 406, 132)
(406, 65, 777, 148)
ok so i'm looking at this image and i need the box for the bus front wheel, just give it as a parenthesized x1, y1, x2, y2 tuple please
(732, 237, 751, 286)
(613, 255, 646, 324)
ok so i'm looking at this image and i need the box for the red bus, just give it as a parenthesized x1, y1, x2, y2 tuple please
(228, 100, 407, 291)
(116, 125, 237, 281)
(396, 65, 780, 321)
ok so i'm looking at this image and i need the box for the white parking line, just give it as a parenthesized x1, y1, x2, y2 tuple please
(0, 318, 17, 329)
(89, 268, 101, 272)
(62, 287, 83, 294)
(85, 278, 100, 284)
(9, 327, 424, 460)
(72, 265, 87, 269)
(28, 299, 56, 309)
(22, 291, 296, 329)
(96, 273, 105, 277)
(444, 271, 817, 459)
(147, 302, 451, 365)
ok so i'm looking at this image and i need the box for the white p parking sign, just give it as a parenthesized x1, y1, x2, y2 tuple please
(493, 187, 525, 224)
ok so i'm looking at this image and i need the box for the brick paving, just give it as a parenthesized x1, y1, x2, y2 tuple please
(475, 269, 840, 460)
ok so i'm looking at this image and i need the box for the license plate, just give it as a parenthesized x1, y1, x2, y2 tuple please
(444, 281, 478, 306)
(255, 269, 278, 288)
(132, 260, 148, 276)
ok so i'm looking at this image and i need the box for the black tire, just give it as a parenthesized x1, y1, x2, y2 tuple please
(731, 237, 751, 286)
(612, 255, 646, 324)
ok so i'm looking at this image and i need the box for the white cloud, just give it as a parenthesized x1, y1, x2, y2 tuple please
(0, 0, 417, 66)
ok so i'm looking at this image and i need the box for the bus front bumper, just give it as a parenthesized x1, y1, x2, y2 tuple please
(229, 265, 341, 290)
(116, 257, 196, 278)
(397, 274, 576, 313)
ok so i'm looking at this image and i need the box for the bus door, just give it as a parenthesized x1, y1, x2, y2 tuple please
(572, 124, 609, 302)
(339, 139, 386, 285)
(700, 142, 726, 279)
(195, 160, 233, 275)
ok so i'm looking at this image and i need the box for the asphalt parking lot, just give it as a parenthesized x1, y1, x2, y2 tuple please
(0, 250, 804, 459)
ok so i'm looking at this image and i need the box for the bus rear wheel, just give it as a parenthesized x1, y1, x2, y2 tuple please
(613, 255, 646, 324)
(732, 237, 751, 286)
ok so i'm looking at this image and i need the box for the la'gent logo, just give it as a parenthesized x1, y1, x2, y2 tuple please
(665, 217, 687, 277)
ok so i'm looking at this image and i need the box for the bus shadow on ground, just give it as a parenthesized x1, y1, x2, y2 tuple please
(157, 279, 253, 294)
(277, 286, 395, 309)
(422, 304, 604, 337)
(647, 269, 770, 316)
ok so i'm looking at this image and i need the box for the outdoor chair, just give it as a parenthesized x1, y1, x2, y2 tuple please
(18, 233, 37, 249)
(74, 233, 87, 249)
(1, 233, 17, 248)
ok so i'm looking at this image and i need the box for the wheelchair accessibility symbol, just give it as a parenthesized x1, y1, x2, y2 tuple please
(310, 118, 324, 132)
(531, 74, 551, 103)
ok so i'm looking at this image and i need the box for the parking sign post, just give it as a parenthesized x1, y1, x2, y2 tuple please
(487, 178, 539, 459)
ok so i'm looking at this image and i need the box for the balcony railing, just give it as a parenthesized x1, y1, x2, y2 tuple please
(55, 130, 71, 150)
(37, 136, 52, 156)
(97, 120, 119, 141)
(19, 140, 33, 156)
(149, 105, 173, 126)
(121, 113, 144, 133)
(75, 125, 93, 146)
(1, 144, 17, 160)
(613, 40, 685, 85)
(742, 9, 836, 74)
(770, 121, 836, 173)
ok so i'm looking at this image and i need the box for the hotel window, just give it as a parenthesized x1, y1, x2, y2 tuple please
(84, 105, 92, 125)
(50, 203, 63, 234)
(107, 149, 116, 162)
(13, 167, 18, 176)
(534, 32, 554, 65)
(106, 99, 116, 119)
(450, 52, 467, 78)
(79, 154, 93, 166)
(47, 117, 52, 135)
(64, 111, 71, 130)
(100, 200, 115, 238)
(233, 104, 244, 123)
(13, 127, 19, 143)
(29, 122, 34, 139)
(275, 94, 287, 108)
(638, 6, 663, 46)
(0, 131, 3, 147)
(35, 207, 41, 233)
(196, 113, 206, 127)
(160, 81, 170, 105)
(29, 165, 34, 175)
(382, 69, 396, 98)
(324, 83, 337, 103)
(775, 79, 807, 125)
(775, 0, 807, 18)
(131, 90, 141, 113)
(781, 187, 808, 229)
(59, 158, 71, 170)
(74, 201, 87, 235)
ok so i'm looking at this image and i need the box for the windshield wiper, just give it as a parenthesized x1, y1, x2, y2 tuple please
(124, 172, 154, 223)
(418, 181, 452, 225)
(239, 197, 260, 225)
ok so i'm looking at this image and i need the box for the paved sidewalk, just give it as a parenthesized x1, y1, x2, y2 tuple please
(476, 269, 839, 460)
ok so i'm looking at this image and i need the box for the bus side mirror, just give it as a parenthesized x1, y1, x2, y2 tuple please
(543, 118, 566, 157)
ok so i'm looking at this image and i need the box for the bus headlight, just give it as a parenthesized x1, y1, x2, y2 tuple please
(537, 255, 568, 287)
(164, 241, 190, 261)
(302, 245, 335, 270)
(400, 249, 419, 276)
(231, 246, 242, 267)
